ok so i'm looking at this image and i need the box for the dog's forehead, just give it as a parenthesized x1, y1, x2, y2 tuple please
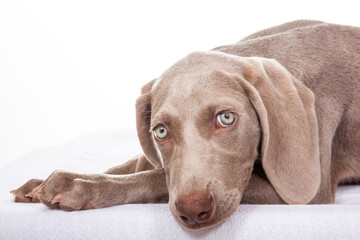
(150, 52, 249, 121)
(151, 76, 212, 120)
(151, 52, 243, 109)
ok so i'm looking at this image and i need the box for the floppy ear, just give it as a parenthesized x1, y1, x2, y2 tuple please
(135, 79, 163, 169)
(237, 58, 320, 204)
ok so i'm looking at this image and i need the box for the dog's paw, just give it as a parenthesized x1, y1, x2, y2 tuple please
(11, 179, 43, 203)
(32, 170, 98, 211)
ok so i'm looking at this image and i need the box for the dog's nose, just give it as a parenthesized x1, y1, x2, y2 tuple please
(175, 191, 214, 226)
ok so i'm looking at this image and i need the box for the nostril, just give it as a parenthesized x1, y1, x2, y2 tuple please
(197, 211, 210, 222)
(179, 215, 197, 226)
(180, 215, 188, 223)
(199, 211, 207, 217)
(194, 195, 214, 223)
(198, 211, 208, 219)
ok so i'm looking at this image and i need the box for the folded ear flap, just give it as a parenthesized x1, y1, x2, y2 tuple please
(238, 58, 320, 204)
(135, 79, 163, 169)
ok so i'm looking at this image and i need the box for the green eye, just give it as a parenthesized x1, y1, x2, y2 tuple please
(217, 112, 235, 127)
(154, 125, 169, 140)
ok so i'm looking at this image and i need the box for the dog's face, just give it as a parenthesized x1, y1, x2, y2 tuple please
(136, 52, 321, 229)
(151, 67, 261, 229)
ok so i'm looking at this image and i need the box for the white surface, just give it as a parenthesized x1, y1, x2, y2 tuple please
(1, 1, 360, 168)
(1, 130, 360, 239)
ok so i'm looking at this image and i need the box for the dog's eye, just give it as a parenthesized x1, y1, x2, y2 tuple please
(154, 125, 169, 140)
(216, 112, 235, 127)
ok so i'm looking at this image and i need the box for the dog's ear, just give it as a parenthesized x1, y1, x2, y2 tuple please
(135, 79, 162, 169)
(237, 58, 320, 204)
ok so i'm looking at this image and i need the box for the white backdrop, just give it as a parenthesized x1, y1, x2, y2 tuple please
(0, 0, 359, 167)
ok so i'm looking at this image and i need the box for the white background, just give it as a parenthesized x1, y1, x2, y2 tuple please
(0, 0, 359, 167)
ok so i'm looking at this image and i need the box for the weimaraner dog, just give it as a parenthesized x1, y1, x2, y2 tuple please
(11, 20, 360, 229)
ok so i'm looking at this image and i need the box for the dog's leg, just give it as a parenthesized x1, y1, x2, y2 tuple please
(241, 165, 285, 204)
(241, 174, 285, 204)
(31, 167, 168, 210)
(105, 154, 155, 175)
(11, 154, 156, 203)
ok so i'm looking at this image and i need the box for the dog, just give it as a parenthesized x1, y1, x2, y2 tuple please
(11, 20, 360, 230)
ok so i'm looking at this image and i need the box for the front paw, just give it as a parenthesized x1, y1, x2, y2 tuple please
(11, 179, 43, 203)
(33, 170, 97, 211)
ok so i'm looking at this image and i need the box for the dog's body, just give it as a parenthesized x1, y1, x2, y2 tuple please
(11, 20, 360, 229)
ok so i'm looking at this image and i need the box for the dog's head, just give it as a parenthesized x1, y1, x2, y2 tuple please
(136, 52, 320, 229)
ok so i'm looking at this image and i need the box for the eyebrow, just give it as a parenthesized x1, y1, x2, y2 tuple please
(150, 112, 178, 131)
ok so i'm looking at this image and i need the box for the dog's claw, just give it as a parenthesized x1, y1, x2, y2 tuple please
(10, 190, 16, 195)
(51, 193, 62, 205)
(25, 192, 34, 198)
(32, 186, 43, 195)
